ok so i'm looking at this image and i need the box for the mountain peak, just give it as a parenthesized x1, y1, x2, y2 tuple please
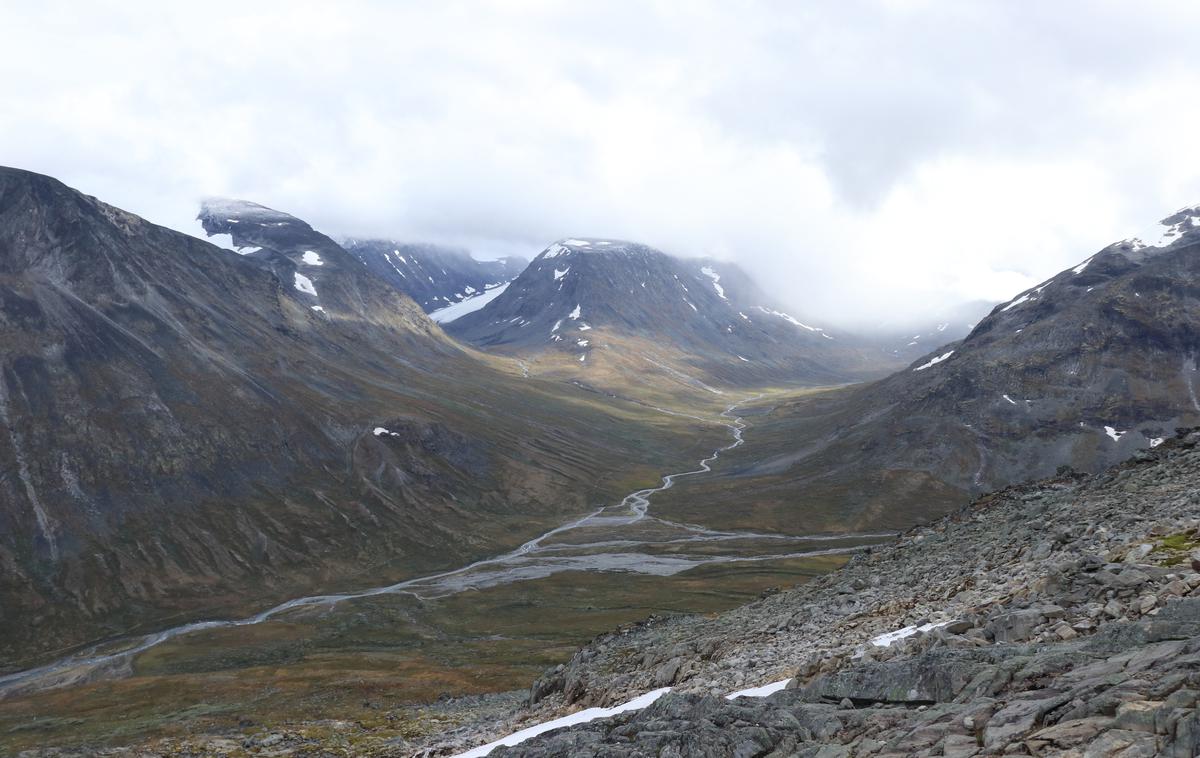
(538, 238, 646, 259)
(1126, 204, 1200, 251)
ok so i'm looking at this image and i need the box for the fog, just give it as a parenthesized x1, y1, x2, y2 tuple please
(3, 1, 1199, 330)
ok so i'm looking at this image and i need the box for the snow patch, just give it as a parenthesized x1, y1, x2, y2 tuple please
(700, 266, 728, 300)
(1150, 437, 1165, 448)
(301, 250, 324, 266)
(1130, 212, 1200, 249)
(429, 282, 511, 323)
(752, 306, 823, 333)
(451, 688, 671, 758)
(1001, 293, 1032, 312)
(1104, 426, 1126, 442)
(554, 268, 569, 281)
(293, 272, 318, 297)
(725, 679, 790, 700)
(568, 304, 582, 320)
(913, 350, 954, 372)
(870, 621, 950, 648)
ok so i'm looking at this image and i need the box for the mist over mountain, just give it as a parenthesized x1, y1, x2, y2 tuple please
(9, 5, 1200, 332)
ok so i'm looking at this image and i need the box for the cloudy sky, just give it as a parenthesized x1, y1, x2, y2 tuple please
(3, 1, 1199, 329)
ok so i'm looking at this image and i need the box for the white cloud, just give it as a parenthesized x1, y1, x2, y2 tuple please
(2, 1, 1199, 329)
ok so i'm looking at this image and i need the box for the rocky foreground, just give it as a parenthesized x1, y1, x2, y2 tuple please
(427, 429, 1200, 757)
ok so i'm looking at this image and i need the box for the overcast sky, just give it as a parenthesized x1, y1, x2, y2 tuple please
(4, 1, 1199, 329)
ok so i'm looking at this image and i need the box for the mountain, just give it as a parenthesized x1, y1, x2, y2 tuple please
(339, 238, 526, 314)
(668, 205, 1200, 532)
(0, 169, 712, 667)
(446, 238, 897, 387)
(195, 198, 436, 326)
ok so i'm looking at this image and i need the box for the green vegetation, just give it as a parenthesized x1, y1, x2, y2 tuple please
(1151, 531, 1200, 566)
(0, 382, 882, 754)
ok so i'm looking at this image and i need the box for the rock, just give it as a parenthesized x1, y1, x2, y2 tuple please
(942, 734, 980, 757)
(984, 693, 1070, 747)
(987, 609, 1047, 642)
(258, 733, 284, 747)
(1097, 568, 1152, 589)
(1082, 728, 1158, 757)
(1125, 544, 1153, 563)
(1113, 700, 1162, 734)
(945, 619, 974, 634)
(653, 658, 682, 687)
(1029, 717, 1108, 747)
(1165, 579, 1189, 597)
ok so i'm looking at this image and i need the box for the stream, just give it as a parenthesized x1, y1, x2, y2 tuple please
(0, 398, 893, 698)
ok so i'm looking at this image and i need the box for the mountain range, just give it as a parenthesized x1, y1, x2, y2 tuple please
(447, 238, 897, 387)
(0, 168, 722, 666)
(3, 165, 1200, 756)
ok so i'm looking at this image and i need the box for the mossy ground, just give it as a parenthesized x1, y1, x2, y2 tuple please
(1151, 531, 1200, 566)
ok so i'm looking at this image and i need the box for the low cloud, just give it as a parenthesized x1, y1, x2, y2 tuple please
(3, 1, 1198, 330)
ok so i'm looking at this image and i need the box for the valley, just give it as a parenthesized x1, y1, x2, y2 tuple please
(3, 167, 1199, 757)
(8, 8, 1200, 756)
(0, 384, 894, 754)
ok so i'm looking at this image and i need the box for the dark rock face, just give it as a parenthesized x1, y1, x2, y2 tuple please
(447, 238, 893, 385)
(438, 432, 1200, 758)
(340, 238, 526, 313)
(0, 169, 655, 668)
(846, 217, 1200, 490)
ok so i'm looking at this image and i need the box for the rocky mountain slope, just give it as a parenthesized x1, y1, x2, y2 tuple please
(663, 208, 1200, 533)
(0, 168, 716, 668)
(339, 238, 526, 314)
(419, 428, 1200, 757)
(196, 198, 439, 325)
(447, 238, 897, 387)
